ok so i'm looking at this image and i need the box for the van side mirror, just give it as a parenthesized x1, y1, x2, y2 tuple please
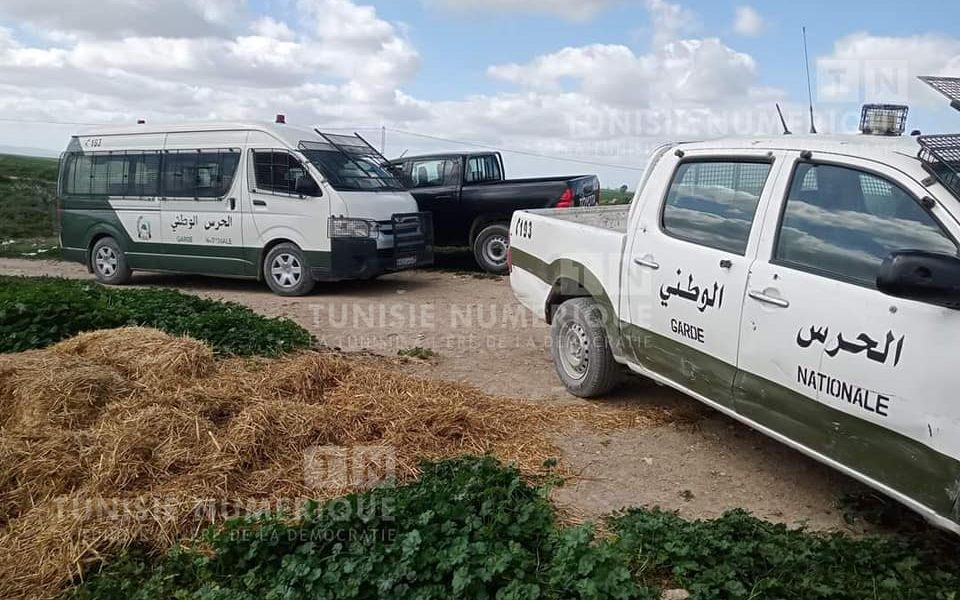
(295, 176, 321, 197)
(877, 250, 960, 309)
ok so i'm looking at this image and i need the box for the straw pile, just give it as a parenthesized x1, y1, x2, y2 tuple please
(0, 327, 678, 599)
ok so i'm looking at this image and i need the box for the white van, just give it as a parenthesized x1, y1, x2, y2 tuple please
(57, 121, 433, 295)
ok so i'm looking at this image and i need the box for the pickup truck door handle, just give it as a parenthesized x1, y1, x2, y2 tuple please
(253, 199, 267, 207)
(633, 257, 660, 270)
(748, 289, 790, 308)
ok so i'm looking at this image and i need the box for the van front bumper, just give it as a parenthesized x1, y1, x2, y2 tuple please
(312, 212, 434, 281)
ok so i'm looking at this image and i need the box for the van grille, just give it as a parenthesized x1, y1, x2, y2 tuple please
(390, 212, 433, 256)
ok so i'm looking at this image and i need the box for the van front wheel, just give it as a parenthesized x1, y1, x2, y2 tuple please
(264, 243, 315, 296)
(550, 297, 620, 398)
(91, 237, 131, 285)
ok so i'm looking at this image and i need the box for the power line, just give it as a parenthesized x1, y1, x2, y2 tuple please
(0, 117, 104, 126)
(385, 127, 647, 172)
(0, 116, 648, 172)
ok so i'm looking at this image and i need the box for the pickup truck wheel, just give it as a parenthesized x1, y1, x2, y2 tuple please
(551, 298, 619, 398)
(264, 243, 316, 296)
(473, 223, 510, 274)
(91, 237, 132, 285)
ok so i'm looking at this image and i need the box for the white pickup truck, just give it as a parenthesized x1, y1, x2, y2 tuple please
(508, 105, 960, 533)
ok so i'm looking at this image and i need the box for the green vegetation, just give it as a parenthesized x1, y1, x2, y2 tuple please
(397, 346, 439, 360)
(0, 155, 59, 258)
(600, 187, 634, 206)
(0, 276, 313, 356)
(69, 456, 960, 600)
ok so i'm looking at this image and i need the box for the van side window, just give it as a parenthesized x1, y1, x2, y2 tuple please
(253, 151, 319, 196)
(63, 152, 162, 197)
(162, 150, 240, 199)
(130, 154, 161, 196)
(466, 155, 501, 183)
(661, 161, 772, 255)
(775, 163, 958, 286)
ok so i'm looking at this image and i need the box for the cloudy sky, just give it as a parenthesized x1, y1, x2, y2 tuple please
(0, 0, 958, 187)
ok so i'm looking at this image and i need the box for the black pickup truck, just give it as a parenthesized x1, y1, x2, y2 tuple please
(389, 152, 599, 273)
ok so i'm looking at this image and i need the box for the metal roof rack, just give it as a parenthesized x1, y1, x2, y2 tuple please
(918, 134, 960, 199)
(919, 76, 960, 112)
(300, 131, 404, 190)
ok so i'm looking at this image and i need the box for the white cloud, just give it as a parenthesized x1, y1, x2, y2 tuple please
(424, 0, 616, 21)
(0, 0, 792, 187)
(645, 0, 699, 48)
(0, 0, 246, 38)
(816, 33, 960, 105)
(733, 6, 764, 37)
(250, 17, 295, 41)
(488, 39, 759, 108)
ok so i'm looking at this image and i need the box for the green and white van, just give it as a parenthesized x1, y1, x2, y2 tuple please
(57, 122, 433, 296)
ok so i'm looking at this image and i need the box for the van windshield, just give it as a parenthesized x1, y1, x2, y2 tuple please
(299, 134, 404, 192)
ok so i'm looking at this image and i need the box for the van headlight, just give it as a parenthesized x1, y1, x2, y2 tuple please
(328, 217, 379, 239)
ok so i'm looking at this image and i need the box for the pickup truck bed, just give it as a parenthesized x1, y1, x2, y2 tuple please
(528, 205, 630, 232)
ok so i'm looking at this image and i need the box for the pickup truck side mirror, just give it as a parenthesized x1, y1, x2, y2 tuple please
(877, 250, 960, 309)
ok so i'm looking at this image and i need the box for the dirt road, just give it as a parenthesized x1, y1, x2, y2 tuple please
(0, 258, 867, 530)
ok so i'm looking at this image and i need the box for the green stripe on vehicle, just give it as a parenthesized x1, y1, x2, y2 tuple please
(60, 203, 332, 279)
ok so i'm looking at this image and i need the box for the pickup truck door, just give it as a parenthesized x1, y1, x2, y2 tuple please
(735, 153, 960, 520)
(625, 149, 784, 408)
(404, 157, 462, 245)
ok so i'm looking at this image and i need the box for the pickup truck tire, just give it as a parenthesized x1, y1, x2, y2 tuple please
(550, 298, 620, 397)
(472, 223, 510, 274)
(264, 243, 316, 296)
(91, 236, 132, 285)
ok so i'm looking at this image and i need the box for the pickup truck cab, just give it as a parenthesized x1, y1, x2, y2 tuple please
(510, 130, 960, 534)
(391, 151, 598, 273)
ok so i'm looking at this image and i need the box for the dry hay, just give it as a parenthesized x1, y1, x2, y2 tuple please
(0, 327, 677, 599)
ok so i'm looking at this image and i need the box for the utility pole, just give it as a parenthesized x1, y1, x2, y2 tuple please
(381, 125, 386, 154)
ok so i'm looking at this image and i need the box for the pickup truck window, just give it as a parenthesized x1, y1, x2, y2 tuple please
(661, 161, 771, 255)
(406, 158, 457, 188)
(775, 163, 957, 286)
(466, 155, 502, 183)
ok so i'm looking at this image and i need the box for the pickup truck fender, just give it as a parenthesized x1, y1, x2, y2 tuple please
(469, 214, 511, 243)
(511, 249, 629, 363)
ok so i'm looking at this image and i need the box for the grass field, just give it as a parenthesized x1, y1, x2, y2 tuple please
(600, 187, 634, 205)
(0, 154, 60, 258)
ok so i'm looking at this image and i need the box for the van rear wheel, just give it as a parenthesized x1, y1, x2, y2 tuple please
(264, 243, 315, 296)
(473, 223, 510, 274)
(551, 297, 620, 398)
(91, 237, 131, 285)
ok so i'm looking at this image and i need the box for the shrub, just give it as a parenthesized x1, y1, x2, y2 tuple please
(0, 276, 313, 356)
(612, 507, 960, 600)
(69, 456, 653, 600)
(67, 456, 960, 600)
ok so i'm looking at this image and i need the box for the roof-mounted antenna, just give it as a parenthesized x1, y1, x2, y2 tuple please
(776, 103, 792, 135)
(802, 27, 817, 134)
